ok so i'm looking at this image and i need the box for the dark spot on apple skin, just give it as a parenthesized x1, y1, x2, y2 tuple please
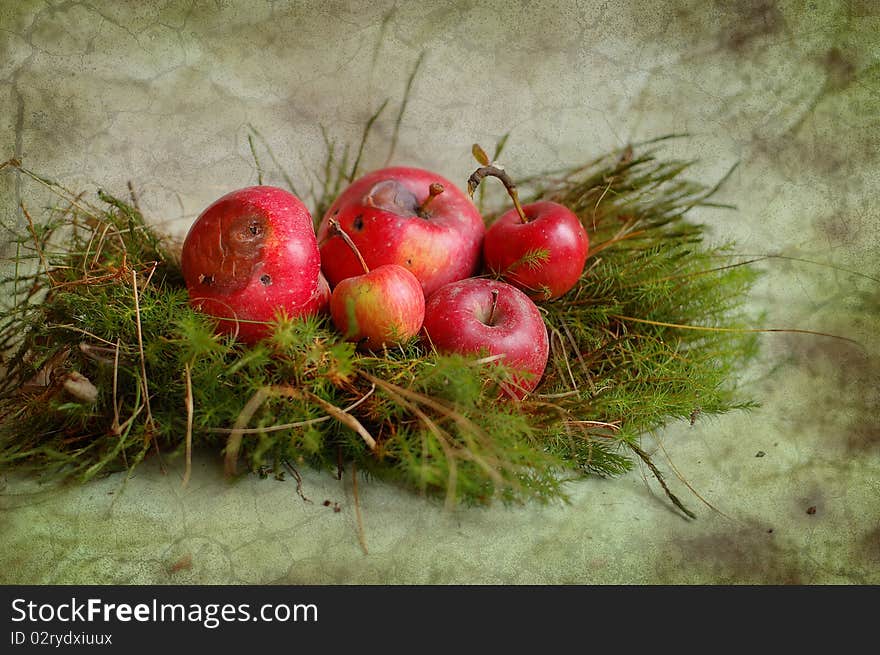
(406, 258, 413, 266)
(229, 217, 266, 250)
(198, 214, 269, 294)
(200, 274, 214, 286)
(353, 215, 364, 231)
(260, 274, 271, 286)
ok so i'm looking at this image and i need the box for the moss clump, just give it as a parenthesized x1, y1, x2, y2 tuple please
(0, 137, 759, 514)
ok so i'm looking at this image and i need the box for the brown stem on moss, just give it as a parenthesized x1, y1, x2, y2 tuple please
(627, 441, 696, 520)
(305, 390, 377, 452)
(225, 386, 280, 475)
(131, 268, 157, 444)
(282, 460, 312, 503)
(487, 289, 500, 326)
(417, 182, 444, 216)
(328, 217, 369, 274)
(467, 164, 528, 223)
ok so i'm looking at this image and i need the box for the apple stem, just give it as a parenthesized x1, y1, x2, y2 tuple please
(417, 183, 444, 217)
(487, 289, 500, 326)
(328, 218, 370, 274)
(467, 164, 529, 223)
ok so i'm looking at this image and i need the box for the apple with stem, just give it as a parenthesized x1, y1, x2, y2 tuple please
(328, 219, 425, 351)
(181, 186, 322, 343)
(316, 167, 485, 297)
(421, 277, 549, 398)
(470, 146, 589, 301)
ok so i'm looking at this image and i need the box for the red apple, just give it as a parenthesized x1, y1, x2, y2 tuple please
(181, 186, 321, 343)
(421, 278, 549, 398)
(467, 158, 588, 301)
(483, 200, 589, 300)
(327, 219, 424, 350)
(331, 266, 424, 350)
(316, 167, 484, 297)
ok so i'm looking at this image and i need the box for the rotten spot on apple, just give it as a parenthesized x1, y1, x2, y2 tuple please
(187, 214, 270, 294)
(364, 180, 420, 216)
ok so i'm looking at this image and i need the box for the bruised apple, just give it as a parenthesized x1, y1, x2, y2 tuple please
(181, 186, 321, 343)
(316, 167, 484, 297)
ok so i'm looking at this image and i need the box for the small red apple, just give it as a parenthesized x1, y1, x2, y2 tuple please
(470, 161, 588, 301)
(316, 167, 485, 297)
(483, 200, 588, 300)
(181, 186, 321, 343)
(327, 219, 424, 350)
(421, 277, 549, 398)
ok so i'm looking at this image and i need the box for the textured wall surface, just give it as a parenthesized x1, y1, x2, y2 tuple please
(1, 0, 878, 584)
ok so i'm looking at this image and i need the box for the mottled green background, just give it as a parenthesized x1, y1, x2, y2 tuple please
(1, 0, 878, 584)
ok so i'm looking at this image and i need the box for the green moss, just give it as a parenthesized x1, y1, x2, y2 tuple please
(0, 138, 760, 512)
